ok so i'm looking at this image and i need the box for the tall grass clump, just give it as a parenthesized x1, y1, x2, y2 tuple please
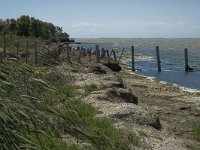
(0, 59, 137, 149)
(0, 60, 80, 149)
(58, 99, 134, 150)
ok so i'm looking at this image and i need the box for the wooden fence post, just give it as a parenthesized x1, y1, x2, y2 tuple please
(34, 42, 38, 64)
(156, 46, 161, 72)
(26, 41, 28, 64)
(78, 48, 82, 63)
(101, 48, 106, 58)
(118, 48, 125, 64)
(109, 49, 113, 61)
(113, 51, 117, 62)
(73, 48, 75, 56)
(96, 45, 100, 63)
(89, 48, 92, 62)
(17, 42, 19, 58)
(184, 48, 189, 72)
(106, 50, 110, 58)
(67, 45, 71, 63)
(3, 37, 6, 54)
(131, 46, 135, 71)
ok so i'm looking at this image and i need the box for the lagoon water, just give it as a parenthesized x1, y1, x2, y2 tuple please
(74, 38, 200, 91)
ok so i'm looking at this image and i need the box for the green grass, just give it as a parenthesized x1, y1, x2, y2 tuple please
(138, 130, 148, 137)
(0, 35, 48, 65)
(127, 133, 140, 146)
(58, 99, 135, 150)
(0, 61, 80, 149)
(192, 123, 200, 142)
(0, 57, 139, 149)
(84, 83, 98, 95)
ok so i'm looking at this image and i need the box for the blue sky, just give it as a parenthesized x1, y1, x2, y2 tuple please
(1, 0, 200, 38)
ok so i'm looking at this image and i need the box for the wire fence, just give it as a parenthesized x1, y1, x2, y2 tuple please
(1, 36, 200, 73)
(0, 37, 69, 65)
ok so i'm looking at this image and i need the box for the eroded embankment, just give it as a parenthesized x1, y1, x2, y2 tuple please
(56, 60, 200, 149)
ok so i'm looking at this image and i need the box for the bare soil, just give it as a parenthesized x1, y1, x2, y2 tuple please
(57, 51, 200, 149)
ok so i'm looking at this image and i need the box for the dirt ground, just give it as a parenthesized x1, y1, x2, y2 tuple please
(121, 65, 200, 149)
(58, 51, 200, 149)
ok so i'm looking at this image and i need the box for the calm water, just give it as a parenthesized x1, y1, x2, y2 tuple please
(74, 38, 200, 91)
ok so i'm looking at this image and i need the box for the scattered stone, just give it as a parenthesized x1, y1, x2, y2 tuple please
(179, 106, 192, 110)
(165, 111, 171, 115)
(103, 75, 124, 88)
(103, 62, 122, 72)
(107, 88, 138, 104)
(150, 117, 162, 130)
(113, 111, 162, 130)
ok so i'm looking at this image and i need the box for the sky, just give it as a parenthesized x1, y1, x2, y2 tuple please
(1, 0, 200, 38)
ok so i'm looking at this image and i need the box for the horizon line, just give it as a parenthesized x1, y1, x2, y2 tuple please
(74, 37, 200, 39)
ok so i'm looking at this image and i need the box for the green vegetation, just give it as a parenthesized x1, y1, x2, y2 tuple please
(138, 130, 148, 137)
(58, 99, 133, 149)
(192, 123, 200, 142)
(84, 83, 98, 95)
(0, 35, 43, 55)
(0, 34, 66, 66)
(0, 15, 70, 42)
(127, 133, 140, 146)
(0, 59, 138, 149)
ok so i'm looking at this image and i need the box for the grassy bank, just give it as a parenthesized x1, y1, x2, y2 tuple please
(0, 59, 138, 149)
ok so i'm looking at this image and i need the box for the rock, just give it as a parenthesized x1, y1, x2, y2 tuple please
(88, 65, 106, 74)
(179, 106, 192, 110)
(150, 117, 162, 130)
(103, 62, 122, 72)
(113, 110, 162, 130)
(108, 88, 138, 104)
(103, 75, 124, 88)
(114, 82, 124, 88)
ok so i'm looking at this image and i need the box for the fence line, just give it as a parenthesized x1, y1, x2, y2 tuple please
(0, 38, 199, 73)
(86, 45, 198, 73)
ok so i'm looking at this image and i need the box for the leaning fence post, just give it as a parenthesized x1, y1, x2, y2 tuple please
(156, 46, 161, 72)
(118, 48, 125, 64)
(131, 46, 135, 71)
(3, 37, 6, 54)
(96, 45, 100, 63)
(34, 42, 38, 64)
(184, 48, 189, 72)
(26, 41, 28, 64)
